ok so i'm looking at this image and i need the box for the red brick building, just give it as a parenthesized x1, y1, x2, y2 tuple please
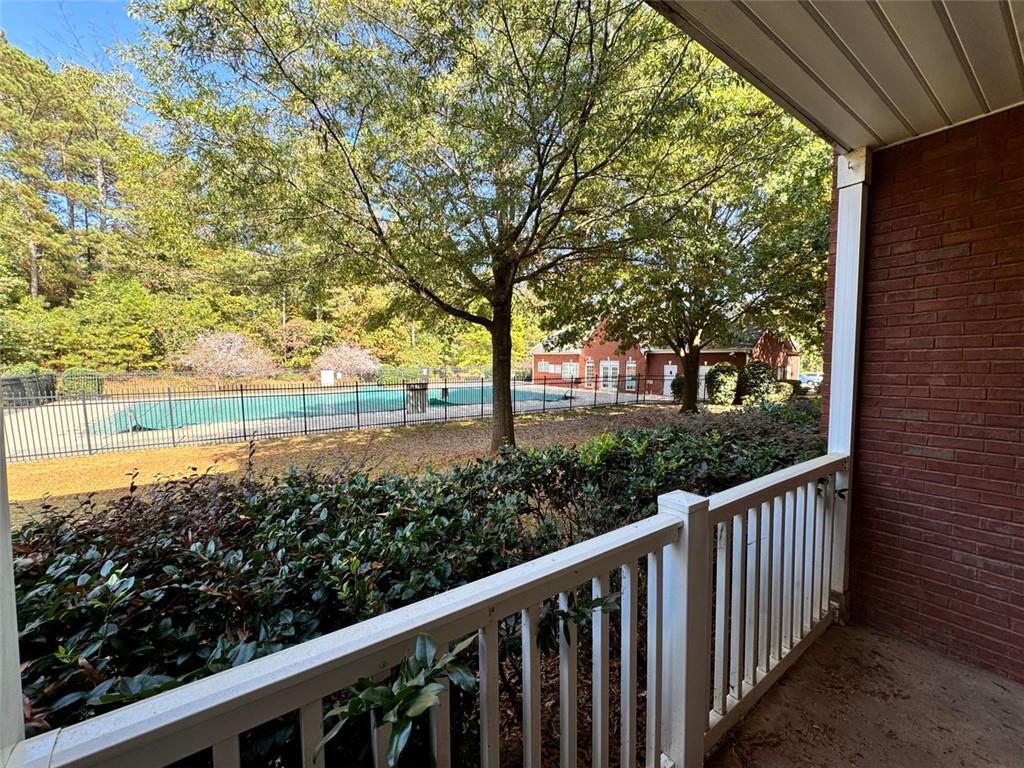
(530, 326, 800, 396)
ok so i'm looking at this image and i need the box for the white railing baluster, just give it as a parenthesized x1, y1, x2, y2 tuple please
(759, 500, 772, 674)
(559, 591, 578, 768)
(823, 473, 836, 616)
(729, 511, 747, 699)
(620, 562, 638, 768)
(212, 736, 240, 768)
(479, 621, 500, 767)
(794, 484, 806, 642)
(783, 488, 796, 651)
(592, 573, 610, 768)
(429, 678, 451, 768)
(805, 481, 816, 632)
(806, 483, 815, 626)
(747, 506, 760, 686)
(371, 711, 390, 768)
(815, 481, 823, 626)
(713, 521, 731, 715)
(773, 494, 784, 661)
(645, 551, 662, 768)
(299, 700, 324, 768)
(522, 606, 542, 768)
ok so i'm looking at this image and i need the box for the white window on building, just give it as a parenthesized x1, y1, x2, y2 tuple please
(584, 359, 595, 387)
(561, 361, 579, 380)
(538, 360, 551, 373)
(625, 359, 637, 391)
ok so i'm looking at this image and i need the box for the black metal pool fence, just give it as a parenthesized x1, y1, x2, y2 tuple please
(0, 374, 677, 461)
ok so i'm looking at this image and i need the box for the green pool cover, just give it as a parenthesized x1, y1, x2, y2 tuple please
(93, 384, 567, 434)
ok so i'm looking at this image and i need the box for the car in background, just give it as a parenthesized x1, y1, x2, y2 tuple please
(799, 372, 824, 391)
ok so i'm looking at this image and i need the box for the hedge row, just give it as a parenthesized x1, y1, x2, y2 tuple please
(14, 400, 824, 759)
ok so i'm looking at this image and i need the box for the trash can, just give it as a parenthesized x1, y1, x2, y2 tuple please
(406, 381, 428, 414)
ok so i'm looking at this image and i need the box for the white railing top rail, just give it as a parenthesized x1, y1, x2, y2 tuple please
(707, 452, 847, 525)
(6, 514, 681, 768)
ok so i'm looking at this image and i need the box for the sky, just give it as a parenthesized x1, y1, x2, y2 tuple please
(0, 0, 140, 70)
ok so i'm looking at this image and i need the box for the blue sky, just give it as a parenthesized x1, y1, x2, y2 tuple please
(0, 0, 140, 69)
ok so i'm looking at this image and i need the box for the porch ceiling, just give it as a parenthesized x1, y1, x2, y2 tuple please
(651, 1, 1024, 151)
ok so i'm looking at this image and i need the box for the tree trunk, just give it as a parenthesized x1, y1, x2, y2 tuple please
(28, 241, 39, 298)
(490, 298, 515, 451)
(680, 345, 701, 413)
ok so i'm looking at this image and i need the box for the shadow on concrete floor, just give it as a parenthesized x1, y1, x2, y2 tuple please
(707, 623, 1024, 768)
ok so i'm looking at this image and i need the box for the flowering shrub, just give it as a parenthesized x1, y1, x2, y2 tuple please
(175, 331, 279, 380)
(312, 343, 381, 380)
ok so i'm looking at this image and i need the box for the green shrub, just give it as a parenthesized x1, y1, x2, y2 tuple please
(59, 367, 104, 397)
(14, 402, 824, 759)
(376, 363, 425, 383)
(737, 361, 778, 405)
(669, 373, 686, 403)
(1, 362, 54, 377)
(705, 362, 739, 405)
(772, 381, 798, 403)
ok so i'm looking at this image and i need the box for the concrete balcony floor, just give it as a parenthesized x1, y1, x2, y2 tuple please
(708, 623, 1024, 768)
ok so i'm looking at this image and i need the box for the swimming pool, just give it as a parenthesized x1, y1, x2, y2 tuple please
(93, 383, 567, 434)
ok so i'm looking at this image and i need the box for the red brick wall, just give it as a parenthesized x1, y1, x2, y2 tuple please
(577, 328, 646, 393)
(752, 330, 800, 378)
(832, 107, 1024, 684)
(533, 353, 581, 383)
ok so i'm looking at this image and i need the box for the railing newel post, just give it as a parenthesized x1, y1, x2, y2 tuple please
(658, 490, 711, 768)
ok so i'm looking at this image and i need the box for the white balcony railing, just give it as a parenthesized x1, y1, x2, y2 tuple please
(4, 452, 847, 768)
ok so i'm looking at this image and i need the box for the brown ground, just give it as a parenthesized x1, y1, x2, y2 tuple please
(8, 404, 687, 528)
(707, 623, 1024, 768)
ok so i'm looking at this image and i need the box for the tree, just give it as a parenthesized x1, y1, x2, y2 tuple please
(175, 331, 279, 382)
(546, 103, 831, 412)
(313, 344, 381, 381)
(132, 0, 751, 449)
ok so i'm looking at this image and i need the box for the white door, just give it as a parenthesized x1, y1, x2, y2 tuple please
(663, 363, 677, 396)
(698, 365, 710, 401)
(600, 361, 619, 390)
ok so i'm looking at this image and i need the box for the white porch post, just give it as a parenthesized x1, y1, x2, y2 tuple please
(0, 400, 23, 762)
(659, 490, 710, 768)
(828, 147, 871, 612)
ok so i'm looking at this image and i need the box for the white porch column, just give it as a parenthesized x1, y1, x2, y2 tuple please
(828, 148, 871, 612)
(0, 400, 22, 761)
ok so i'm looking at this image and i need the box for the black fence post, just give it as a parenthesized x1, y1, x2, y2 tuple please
(355, 380, 361, 429)
(614, 375, 620, 406)
(542, 377, 547, 413)
(167, 386, 176, 447)
(568, 377, 574, 410)
(302, 383, 308, 435)
(443, 376, 448, 423)
(239, 384, 247, 440)
(480, 376, 485, 418)
(81, 394, 93, 455)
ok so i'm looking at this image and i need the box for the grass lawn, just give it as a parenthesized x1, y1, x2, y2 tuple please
(8, 403, 689, 528)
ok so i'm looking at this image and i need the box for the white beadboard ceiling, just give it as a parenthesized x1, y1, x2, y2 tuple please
(651, 0, 1024, 151)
